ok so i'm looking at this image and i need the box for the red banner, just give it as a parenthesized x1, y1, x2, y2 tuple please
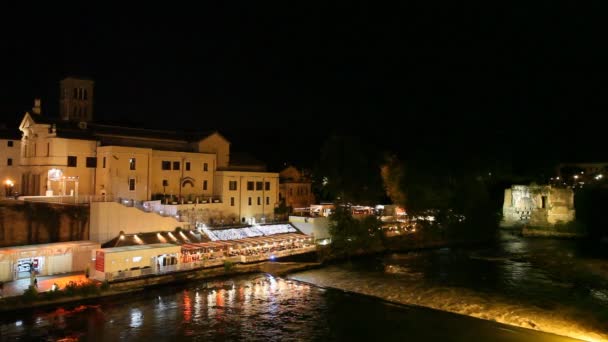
(95, 251, 105, 272)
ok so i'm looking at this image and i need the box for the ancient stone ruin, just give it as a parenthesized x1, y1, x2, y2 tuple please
(501, 185, 575, 227)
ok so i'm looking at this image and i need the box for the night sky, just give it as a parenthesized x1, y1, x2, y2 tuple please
(2, 4, 607, 172)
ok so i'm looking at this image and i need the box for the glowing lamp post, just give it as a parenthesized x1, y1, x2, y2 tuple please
(4, 179, 14, 197)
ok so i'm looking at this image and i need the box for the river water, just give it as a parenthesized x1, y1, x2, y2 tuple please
(290, 232, 608, 342)
(0, 233, 606, 341)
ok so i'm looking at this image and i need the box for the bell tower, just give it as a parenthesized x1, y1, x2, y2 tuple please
(59, 77, 94, 122)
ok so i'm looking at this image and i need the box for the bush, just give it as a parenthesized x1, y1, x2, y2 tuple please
(100, 280, 110, 291)
(223, 260, 235, 272)
(22, 286, 38, 302)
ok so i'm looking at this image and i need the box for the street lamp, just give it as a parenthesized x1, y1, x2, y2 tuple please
(4, 179, 14, 197)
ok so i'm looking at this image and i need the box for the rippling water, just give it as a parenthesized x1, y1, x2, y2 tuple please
(290, 233, 608, 342)
(0, 272, 582, 342)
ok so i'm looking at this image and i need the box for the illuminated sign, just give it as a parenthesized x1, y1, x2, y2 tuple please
(95, 250, 105, 272)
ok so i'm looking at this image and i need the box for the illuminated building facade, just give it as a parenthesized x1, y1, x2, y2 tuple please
(0, 125, 23, 197)
(278, 166, 314, 211)
(11, 77, 279, 222)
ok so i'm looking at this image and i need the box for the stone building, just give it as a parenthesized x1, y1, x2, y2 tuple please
(10, 77, 279, 224)
(0, 125, 23, 197)
(501, 185, 575, 227)
(279, 166, 314, 211)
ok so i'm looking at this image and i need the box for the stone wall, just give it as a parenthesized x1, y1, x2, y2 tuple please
(0, 201, 89, 247)
(501, 185, 575, 227)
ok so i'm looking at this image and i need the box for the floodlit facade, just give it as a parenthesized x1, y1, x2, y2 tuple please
(10, 77, 279, 223)
(278, 166, 314, 210)
(501, 185, 575, 227)
(0, 126, 22, 197)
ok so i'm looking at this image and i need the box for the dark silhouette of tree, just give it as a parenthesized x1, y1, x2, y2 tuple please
(315, 135, 384, 205)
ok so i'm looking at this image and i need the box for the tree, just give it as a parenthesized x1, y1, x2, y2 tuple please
(315, 135, 385, 205)
(380, 154, 406, 206)
(328, 205, 384, 255)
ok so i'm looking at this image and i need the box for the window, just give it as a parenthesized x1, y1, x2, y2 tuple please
(132, 256, 142, 263)
(265, 182, 270, 191)
(103, 157, 106, 168)
(162, 161, 171, 170)
(84, 89, 88, 100)
(7, 141, 13, 147)
(203, 180, 208, 190)
(248, 197, 252, 206)
(162, 180, 168, 186)
(247, 181, 254, 191)
(257, 197, 261, 205)
(7, 158, 12, 166)
(230, 197, 235, 206)
(129, 178, 136, 191)
(86, 157, 97, 168)
(185, 162, 190, 171)
(203, 163, 208, 172)
(266, 197, 270, 205)
(229, 181, 237, 191)
(46, 143, 50, 156)
(67, 156, 77, 167)
(256, 181, 263, 190)
(173, 161, 180, 170)
(129, 158, 136, 170)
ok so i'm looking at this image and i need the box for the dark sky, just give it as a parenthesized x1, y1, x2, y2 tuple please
(2, 4, 607, 172)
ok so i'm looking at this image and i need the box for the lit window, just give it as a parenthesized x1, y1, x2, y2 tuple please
(132, 256, 142, 262)
(129, 158, 136, 170)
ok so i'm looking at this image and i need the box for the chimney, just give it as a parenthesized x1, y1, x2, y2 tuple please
(32, 98, 41, 115)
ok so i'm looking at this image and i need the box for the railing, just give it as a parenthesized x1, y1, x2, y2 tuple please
(20, 194, 114, 205)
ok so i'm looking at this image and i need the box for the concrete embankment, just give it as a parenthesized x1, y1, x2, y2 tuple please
(0, 261, 321, 313)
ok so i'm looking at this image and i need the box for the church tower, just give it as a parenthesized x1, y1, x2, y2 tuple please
(59, 77, 94, 122)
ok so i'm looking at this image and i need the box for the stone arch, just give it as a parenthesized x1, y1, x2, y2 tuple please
(181, 177, 195, 188)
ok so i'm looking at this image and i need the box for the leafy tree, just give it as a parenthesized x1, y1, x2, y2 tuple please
(380, 154, 406, 206)
(328, 205, 383, 255)
(315, 135, 385, 205)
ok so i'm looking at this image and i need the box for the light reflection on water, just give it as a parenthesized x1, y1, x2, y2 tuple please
(0, 272, 584, 342)
(290, 235, 608, 342)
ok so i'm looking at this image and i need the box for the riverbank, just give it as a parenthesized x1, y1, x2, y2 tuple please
(0, 261, 321, 314)
(317, 233, 498, 265)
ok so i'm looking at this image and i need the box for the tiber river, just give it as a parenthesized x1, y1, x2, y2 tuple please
(1, 232, 607, 341)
